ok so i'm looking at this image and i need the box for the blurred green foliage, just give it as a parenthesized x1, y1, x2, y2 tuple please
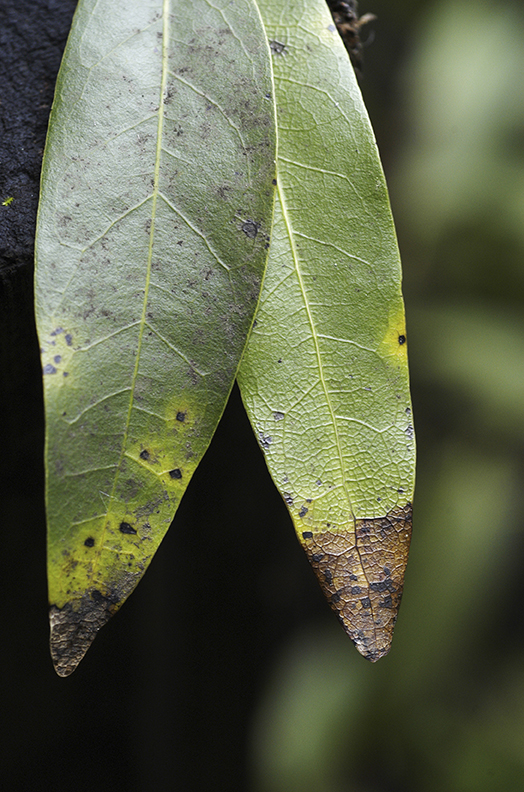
(249, 1, 524, 789)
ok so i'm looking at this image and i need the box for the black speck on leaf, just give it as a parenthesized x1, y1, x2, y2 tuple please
(84, 537, 95, 547)
(139, 449, 150, 460)
(242, 220, 259, 239)
(398, 335, 406, 344)
(302, 531, 313, 539)
(169, 468, 182, 479)
(299, 506, 308, 518)
(119, 522, 137, 535)
(269, 40, 287, 55)
(43, 364, 57, 374)
(176, 411, 186, 422)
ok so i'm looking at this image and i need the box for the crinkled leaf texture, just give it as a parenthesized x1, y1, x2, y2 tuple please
(238, 0, 415, 661)
(35, 0, 276, 676)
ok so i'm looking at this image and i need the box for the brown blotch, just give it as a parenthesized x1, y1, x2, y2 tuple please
(301, 503, 412, 662)
(49, 575, 140, 677)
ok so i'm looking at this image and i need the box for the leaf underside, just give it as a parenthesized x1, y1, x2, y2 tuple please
(238, 0, 415, 661)
(35, 0, 276, 675)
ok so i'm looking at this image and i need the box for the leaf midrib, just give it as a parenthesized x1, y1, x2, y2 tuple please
(276, 147, 375, 642)
(276, 177, 355, 524)
(93, 0, 170, 564)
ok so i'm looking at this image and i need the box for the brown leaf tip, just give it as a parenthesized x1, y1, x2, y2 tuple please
(302, 504, 413, 661)
(49, 588, 121, 677)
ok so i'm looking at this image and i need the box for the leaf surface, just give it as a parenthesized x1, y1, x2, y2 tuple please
(35, 0, 276, 675)
(238, 0, 415, 660)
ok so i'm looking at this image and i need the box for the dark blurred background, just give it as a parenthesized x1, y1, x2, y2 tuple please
(2, 0, 524, 790)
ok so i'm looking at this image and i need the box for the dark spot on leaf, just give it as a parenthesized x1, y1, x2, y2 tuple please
(360, 597, 372, 609)
(370, 580, 389, 593)
(398, 335, 406, 344)
(284, 492, 293, 505)
(176, 411, 186, 422)
(269, 40, 287, 55)
(242, 219, 259, 239)
(54, 355, 62, 364)
(273, 411, 284, 421)
(139, 450, 150, 460)
(272, 178, 277, 185)
(331, 592, 341, 603)
(324, 569, 333, 584)
(91, 589, 105, 603)
(84, 537, 95, 547)
(43, 364, 57, 374)
(312, 553, 324, 562)
(380, 595, 394, 609)
(299, 506, 308, 518)
(259, 433, 272, 450)
(119, 522, 137, 535)
(383, 567, 391, 576)
(302, 531, 313, 540)
(50, 327, 63, 336)
(351, 586, 362, 595)
(169, 468, 182, 479)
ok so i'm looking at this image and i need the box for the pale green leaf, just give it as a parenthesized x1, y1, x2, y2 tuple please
(238, 0, 415, 661)
(35, 0, 276, 676)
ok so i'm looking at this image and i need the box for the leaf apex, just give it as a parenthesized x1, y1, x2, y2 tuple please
(301, 504, 413, 661)
(49, 592, 118, 676)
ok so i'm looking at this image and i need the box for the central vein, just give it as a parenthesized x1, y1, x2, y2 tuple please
(101, 1, 170, 537)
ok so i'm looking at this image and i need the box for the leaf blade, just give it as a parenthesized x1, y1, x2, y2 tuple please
(35, 0, 276, 675)
(238, 0, 415, 660)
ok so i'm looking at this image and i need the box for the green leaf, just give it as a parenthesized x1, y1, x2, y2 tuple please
(35, 0, 276, 676)
(238, 0, 415, 661)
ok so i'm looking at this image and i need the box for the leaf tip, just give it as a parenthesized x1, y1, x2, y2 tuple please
(301, 504, 413, 662)
(49, 590, 119, 676)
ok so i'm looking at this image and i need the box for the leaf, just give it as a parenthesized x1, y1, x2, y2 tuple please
(238, 0, 415, 661)
(35, 0, 276, 676)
